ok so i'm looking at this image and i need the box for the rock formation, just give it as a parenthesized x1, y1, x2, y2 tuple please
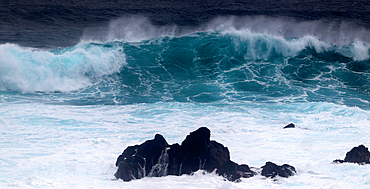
(114, 134, 169, 181)
(115, 127, 295, 182)
(283, 123, 295, 129)
(261, 161, 296, 178)
(333, 144, 370, 164)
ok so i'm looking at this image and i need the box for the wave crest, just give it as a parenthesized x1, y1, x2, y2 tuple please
(0, 42, 125, 93)
(222, 28, 370, 61)
(82, 15, 370, 61)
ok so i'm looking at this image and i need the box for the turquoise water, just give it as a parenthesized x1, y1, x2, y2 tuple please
(1, 29, 370, 108)
(1, 17, 370, 188)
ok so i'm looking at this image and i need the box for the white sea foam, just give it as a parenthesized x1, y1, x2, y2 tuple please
(0, 42, 125, 93)
(0, 101, 369, 188)
(221, 27, 370, 61)
(85, 15, 370, 45)
(2, 15, 370, 189)
(82, 15, 370, 61)
(220, 28, 330, 60)
(336, 40, 370, 61)
(204, 16, 370, 45)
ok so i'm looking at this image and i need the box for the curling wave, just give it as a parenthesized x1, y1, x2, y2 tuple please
(0, 42, 125, 93)
(1, 20, 370, 108)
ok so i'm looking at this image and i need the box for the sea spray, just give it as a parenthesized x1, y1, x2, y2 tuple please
(2, 29, 370, 108)
(0, 42, 125, 93)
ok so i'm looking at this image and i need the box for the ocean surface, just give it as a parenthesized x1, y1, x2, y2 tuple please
(1, 0, 370, 188)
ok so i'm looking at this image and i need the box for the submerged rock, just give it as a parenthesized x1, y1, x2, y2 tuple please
(261, 162, 296, 178)
(115, 127, 295, 182)
(283, 123, 295, 129)
(217, 161, 256, 181)
(333, 144, 370, 164)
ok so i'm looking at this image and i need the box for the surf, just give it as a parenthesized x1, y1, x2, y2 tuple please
(0, 42, 125, 93)
(1, 16, 370, 109)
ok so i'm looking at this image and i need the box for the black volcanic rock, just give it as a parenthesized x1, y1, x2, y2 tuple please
(165, 127, 233, 176)
(217, 161, 256, 181)
(238, 164, 256, 178)
(283, 123, 295, 129)
(114, 134, 168, 181)
(115, 127, 296, 182)
(115, 127, 238, 181)
(333, 144, 370, 164)
(167, 127, 256, 181)
(261, 162, 296, 178)
(176, 127, 215, 175)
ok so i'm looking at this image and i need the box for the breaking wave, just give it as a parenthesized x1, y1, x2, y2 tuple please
(1, 16, 370, 108)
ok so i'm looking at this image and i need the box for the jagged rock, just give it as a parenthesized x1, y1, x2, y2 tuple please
(115, 127, 296, 182)
(333, 144, 370, 164)
(164, 127, 233, 176)
(173, 127, 217, 175)
(217, 161, 256, 181)
(283, 123, 295, 129)
(261, 162, 296, 178)
(115, 127, 240, 181)
(238, 164, 256, 178)
(114, 134, 168, 181)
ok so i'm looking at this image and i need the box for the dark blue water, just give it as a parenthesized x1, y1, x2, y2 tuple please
(1, 0, 370, 48)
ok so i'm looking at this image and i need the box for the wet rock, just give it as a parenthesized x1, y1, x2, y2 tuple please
(164, 127, 233, 176)
(114, 134, 168, 181)
(115, 127, 297, 182)
(217, 161, 256, 182)
(166, 128, 256, 182)
(172, 127, 217, 175)
(333, 144, 370, 164)
(283, 123, 295, 129)
(238, 164, 256, 178)
(115, 127, 238, 181)
(261, 162, 296, 178)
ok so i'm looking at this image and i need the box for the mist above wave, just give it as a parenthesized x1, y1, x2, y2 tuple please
(82, 15, 370, 45)
(80, 15, 370, 62)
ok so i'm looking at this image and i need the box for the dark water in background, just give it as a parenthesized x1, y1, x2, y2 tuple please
(1, 0, 370, 48)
